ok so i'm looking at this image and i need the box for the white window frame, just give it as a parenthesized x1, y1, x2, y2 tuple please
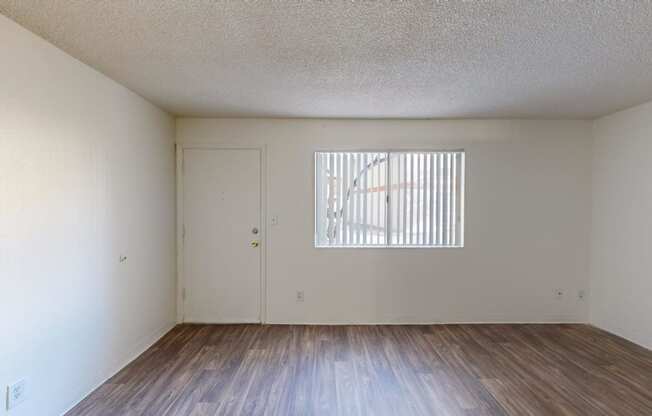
(314, 149, 465, 249)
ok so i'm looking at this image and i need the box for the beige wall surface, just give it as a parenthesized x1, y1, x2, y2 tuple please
(591, 100, 652, 350)
(0, 15, 176, 416)
(177, 118, 593, 325)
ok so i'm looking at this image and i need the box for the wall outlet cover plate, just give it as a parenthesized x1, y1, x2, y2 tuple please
(6, 379, 27, 410)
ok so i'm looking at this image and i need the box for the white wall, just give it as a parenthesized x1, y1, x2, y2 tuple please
(0, 15, 176, 416)
(177, 118, 593, 324)
(591, 100, 652, 349)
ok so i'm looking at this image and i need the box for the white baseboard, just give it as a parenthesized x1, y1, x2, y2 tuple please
(182, 319, 261, 324)
(59, 321, 176, 416)
(265, 320, 587, 325)
(175, 320, 586, 326)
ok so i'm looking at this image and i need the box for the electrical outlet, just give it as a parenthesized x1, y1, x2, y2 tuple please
(6, 379, 27, 410)
(554, 289, 564, 300)
(296, 290, 305, 302)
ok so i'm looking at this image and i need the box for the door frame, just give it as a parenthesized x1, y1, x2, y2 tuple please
(176, 143, 268, 324)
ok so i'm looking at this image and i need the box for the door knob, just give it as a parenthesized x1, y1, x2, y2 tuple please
(250, 240, 259, 248)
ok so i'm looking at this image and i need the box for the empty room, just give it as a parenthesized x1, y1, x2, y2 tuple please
(2, 1, 652, 415)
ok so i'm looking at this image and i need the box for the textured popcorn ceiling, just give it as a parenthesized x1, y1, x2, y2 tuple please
(2, 1, 652, 118)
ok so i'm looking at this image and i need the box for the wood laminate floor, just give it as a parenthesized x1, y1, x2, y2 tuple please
(66, 324, 652, 416)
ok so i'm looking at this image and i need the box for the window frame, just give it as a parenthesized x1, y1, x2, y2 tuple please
(313, 148, 466, 249)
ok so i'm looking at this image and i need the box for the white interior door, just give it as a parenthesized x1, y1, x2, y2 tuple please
(183, 148, 262, 323)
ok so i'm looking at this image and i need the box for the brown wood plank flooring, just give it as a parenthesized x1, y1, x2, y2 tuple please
(66, 324, 652, 416)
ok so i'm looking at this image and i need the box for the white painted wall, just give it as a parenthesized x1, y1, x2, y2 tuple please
(177, 118, 593, 324)
(0, 15, 176, 416)
(590, 100, 652, 350)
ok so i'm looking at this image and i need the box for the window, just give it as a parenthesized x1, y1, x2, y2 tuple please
(315, 150, 465, 247)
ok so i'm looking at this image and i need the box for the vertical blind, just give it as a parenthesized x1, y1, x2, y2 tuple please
(315, 151, 464, 247)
